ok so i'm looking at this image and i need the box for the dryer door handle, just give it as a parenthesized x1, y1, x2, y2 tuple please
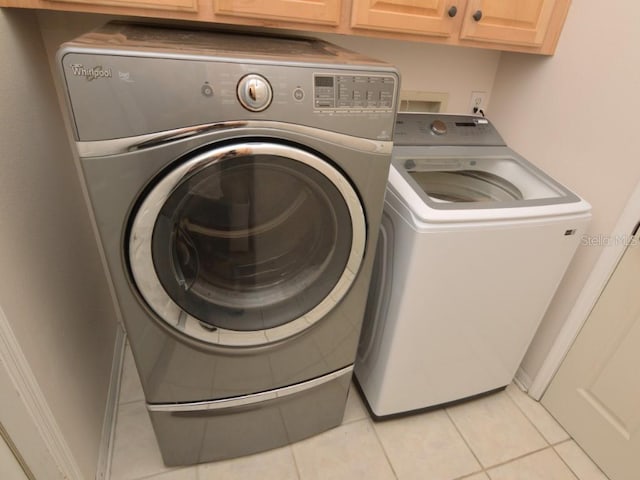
(147, 365, 353, 413)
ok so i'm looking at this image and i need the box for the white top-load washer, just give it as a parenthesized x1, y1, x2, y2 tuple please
(355, 113, 591, 418)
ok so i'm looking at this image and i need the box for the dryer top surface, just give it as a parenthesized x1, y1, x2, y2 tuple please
(60, 21, 394, 69)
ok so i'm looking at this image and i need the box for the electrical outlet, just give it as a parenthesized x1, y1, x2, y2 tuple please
(469, 91, 487, 113)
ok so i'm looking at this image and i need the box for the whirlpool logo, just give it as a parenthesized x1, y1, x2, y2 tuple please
(70, 64, 113, 81)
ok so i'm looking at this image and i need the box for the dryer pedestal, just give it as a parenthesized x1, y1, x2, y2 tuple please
(149, 368, 351, 465)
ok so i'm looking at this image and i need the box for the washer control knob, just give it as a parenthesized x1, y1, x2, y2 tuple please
(430, 119, 447, 135)
(237, 74, 272, 112)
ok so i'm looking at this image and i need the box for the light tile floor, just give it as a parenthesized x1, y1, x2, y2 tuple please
(110, 346, 609, 480)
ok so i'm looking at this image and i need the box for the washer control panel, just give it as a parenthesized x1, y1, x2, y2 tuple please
(430, 119, 447, 135)
(394, 113, 505, 146)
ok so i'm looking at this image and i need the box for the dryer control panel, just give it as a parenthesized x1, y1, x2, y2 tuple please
(57, 23, 399, 143)
(313, 74, 396, 111)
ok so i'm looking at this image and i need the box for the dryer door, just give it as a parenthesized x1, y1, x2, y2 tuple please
(128, 142, 365, 347)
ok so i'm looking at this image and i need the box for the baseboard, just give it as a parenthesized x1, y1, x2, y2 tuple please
(0, 305, 83, 480)
(96, 324, 127, 480)
(513, 367, 532, 394)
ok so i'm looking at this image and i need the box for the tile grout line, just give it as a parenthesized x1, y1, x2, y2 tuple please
(550, 443, 582, 480)
(480, 445, 556, 473)
(443, 407, 487, 477)
(453, 471, 490, 480)
(341, 408, 371, 426)
(504, 386, 588, 478)
(503, 384, 570, 447)
(128, 465, 189, 480)
(444, 392, 564, 478)
(550, 438, 574, 448)
(286, 429, 303, 480)
(451, 467, 488, 480)
(272, 398, 302, 480)
(289, 446, 303, 480)
(367, 418, 400, 480)
(503, 386, 553, 445)
(505, 389, 603, 479)
(117, 398, 146, 407)
(551, 440, 605, 480)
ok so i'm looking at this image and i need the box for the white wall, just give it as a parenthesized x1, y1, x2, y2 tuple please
(488, 1, 640, 385)
(0, 9, 119, 479)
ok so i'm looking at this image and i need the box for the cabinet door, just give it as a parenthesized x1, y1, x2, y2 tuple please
(46, 0, 197, 12)
(214, 0, 341, 25)
(351, 0, 463, 37)
(460, 0, 559, 47)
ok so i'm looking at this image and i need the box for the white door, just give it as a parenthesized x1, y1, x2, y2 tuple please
(542, 228, 640, 480)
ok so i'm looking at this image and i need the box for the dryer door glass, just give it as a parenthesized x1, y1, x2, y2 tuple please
(129, 142, 366, 347)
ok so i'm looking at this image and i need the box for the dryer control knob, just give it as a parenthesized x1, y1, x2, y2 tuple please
(237, 74, 273, 112)
(430, 120, 447, 135)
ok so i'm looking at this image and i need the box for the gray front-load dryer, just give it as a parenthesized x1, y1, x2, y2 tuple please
(57, 23, 399, 466)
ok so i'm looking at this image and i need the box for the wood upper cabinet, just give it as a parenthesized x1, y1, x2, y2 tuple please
(350, 0, 570, 53)
(213, 0, 342, 26)
(459, 0, 561, 47)
(46, 0, 198, 12)
(1, 0, 571, 54)
(351, 0, 462, 38)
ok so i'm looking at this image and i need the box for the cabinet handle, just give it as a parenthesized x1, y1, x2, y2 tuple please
(448, 6, 457, 17)
(472, 10, 482, 21)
